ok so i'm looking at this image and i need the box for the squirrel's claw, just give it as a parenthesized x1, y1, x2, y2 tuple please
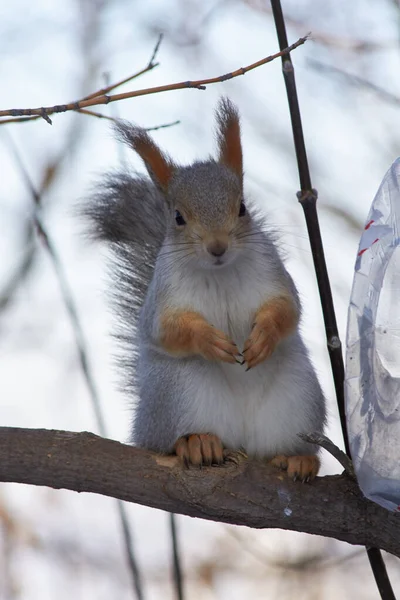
(269, 455, 288, 470)
(270, 454, 320, 483)
(286, 455, 320, 482)
(243, 320, 279, 369)
(197, 327, 240, 364)
(174, 433, 224, 467)
(222, 448, 248, 466)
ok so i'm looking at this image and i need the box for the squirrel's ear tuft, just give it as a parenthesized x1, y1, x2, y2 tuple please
(114, 120, 176, 193)
(215, 97, 243, 185)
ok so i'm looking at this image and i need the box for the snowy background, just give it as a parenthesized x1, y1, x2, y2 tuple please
(1, 0, 400, 598)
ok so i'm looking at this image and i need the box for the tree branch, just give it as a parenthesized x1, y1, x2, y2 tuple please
(1, 426, 399, 556)
(0, 35, 309, 124)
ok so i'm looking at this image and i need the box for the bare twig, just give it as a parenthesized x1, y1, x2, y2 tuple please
(82, 34, 163, 101)
(0, 36, 164, 128)
(308, 58, 400, 107)
(145, 120, 181, 132)
(147, 33, 164, 68)
(75, 108, 117, 121)
(227, 527, 367, 572)
(6, 138, 108, 432)
(298, 432, 355, 478)
(0, 108, 180, 129)
(74, 108, 180, 131)
(169, 513, 184, 600)
(0, 229, 36, 313)
(247, 0, 393, 52)
(0, 150, 64, 315)
(0, 115, 41, 125)
(0, 35, 309, 125)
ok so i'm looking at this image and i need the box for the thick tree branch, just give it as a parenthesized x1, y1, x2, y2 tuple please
(0, 427, 399, 556)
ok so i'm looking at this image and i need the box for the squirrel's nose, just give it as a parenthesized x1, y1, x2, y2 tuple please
(207, 242, 227, 257)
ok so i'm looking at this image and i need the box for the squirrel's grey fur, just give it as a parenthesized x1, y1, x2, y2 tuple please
(83, 171, 166, 396)
(83, 98, 326, 460)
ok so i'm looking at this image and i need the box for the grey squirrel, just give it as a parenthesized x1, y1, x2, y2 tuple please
(84, 97, 326, 482)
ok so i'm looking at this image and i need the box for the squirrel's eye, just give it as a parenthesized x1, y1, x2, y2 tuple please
(239, 202, 246, 217)
(175, 210, 186, 226)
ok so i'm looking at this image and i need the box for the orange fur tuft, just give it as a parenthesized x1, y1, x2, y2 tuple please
(160, 309, 239, 363)
(216, 97, 243, 183)
(174, 434, 224, 466)
(265, 295, 299, 337)
(271, 454, 320, 482)
(133, 134, 175, 191)
(243, 296, 299, 369)
(160, 310, 203, 356)
(114, 121, 175, 192)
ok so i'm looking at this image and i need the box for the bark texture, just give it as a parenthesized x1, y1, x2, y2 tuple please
(0, 426, 399, 556)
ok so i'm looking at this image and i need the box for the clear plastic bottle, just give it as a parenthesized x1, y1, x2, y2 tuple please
(345, 158, 400, 511)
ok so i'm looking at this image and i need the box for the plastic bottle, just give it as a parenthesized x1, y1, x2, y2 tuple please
(345, 157, 400, 511)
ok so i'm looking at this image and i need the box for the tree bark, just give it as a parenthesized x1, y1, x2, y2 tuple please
(0, 426, 399, 556)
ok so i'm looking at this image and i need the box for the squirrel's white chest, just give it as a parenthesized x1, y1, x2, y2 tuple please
(170, 264, 280, 346)
(149, 259, 318, 458)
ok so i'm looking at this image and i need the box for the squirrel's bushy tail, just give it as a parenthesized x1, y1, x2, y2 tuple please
(84, 162, 166, 316)
(82, 133, 167, 393)
(83, 172, 166, 321)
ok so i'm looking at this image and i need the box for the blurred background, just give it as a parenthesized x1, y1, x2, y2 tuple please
(1, 0, 400, 598)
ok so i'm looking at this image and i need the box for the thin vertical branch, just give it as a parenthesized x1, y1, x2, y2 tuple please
(0, 226, 36, 313)
(269, 0, 349, 452)
(6, 138, 144, 600)
(269, 1, 396, 599)
(367, 548, 397, 600)
(169, 513, 184, 600)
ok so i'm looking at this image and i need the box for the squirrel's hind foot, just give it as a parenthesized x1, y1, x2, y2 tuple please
(270, 454, 320, 483)
(174, 434, 224, 468)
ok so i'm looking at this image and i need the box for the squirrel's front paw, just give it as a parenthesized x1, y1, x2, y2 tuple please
(270, 454, 320, 482)
(174, 434, 224, 467)
(243, 320, 279, 369)
(196, 325, 240, 364)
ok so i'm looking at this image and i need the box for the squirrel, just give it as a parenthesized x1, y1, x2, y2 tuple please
(84, 97, 326, 482)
